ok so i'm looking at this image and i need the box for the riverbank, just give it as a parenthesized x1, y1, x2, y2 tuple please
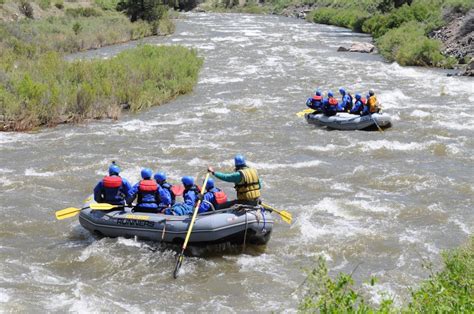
(0, 0, 189, 131)
(299, 236, 473, 312)
(198, 0, 473, 74)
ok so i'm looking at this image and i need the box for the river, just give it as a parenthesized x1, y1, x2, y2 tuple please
(1, 13, 472, 311)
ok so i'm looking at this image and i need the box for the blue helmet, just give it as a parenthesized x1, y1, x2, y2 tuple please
(234, 154, 246, 167)
(206, 177, 215, 190)
(108, 163, 121, 175)
(141, 168, 152, 180)
(355, 93, 361, 99)
(339, 88, 346, 95)
(328, 91, 334, 97)
(154, 171, 166, 182)
(181, 176, 194, 186)
(315, 89, 322, 96)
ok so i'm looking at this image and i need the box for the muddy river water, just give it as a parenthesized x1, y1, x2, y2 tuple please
(0, 13, 472, 311)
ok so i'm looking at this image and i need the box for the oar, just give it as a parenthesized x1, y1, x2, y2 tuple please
(89, 203, 125, 210)
(370, 114, 384, 133)
(173, 173, 210, 279)
(55, 203, 125, 220)
(296, 108, 314, 117)
(55, 207, 90, 220)
(261, 202, 292, 224)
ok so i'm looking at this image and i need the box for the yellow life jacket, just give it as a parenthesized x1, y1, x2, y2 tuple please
(367, 95, 378, 113)
(235, 167, 261, 201)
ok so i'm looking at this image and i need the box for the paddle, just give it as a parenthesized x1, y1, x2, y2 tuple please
(55, 206, 90, 220)
(296, 108, 315, 117)
(261, 202, 292, 224)
(55, 203, 126, 220)
(369, 113, 384, 133)
(173, 173, 210, 279)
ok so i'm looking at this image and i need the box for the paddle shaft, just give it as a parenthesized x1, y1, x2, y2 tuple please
(173, 173, 210, 278)
(370, 113, 384, 132)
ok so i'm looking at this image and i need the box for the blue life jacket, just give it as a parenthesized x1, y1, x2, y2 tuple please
(160, 182, 176, 205)
(183, 185, 200, 207)
(350, 99, 364, 115)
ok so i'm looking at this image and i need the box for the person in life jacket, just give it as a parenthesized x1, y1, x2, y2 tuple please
(93, 162, 132, 205)
(305, 89, 324, 113)
(127, 168, 159, 213)
(154, 171, 175, 212)
(338, 88, 353, 112)
(361, 93, 372, 116)
(166, 176, 201, 216)
(350, 93, 366, 115)
(198, 178, 228, 213)
(208, 154, 261, 206)
(322, 91, 339, 117)
(366, 89, 380, 114)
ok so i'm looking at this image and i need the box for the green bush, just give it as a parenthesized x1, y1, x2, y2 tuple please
(95, 0, 121, 10)
(72, 22, 82, 35)
(363, 1, 443, 38)
(299, 237, 473, 312)
(54, 0, 64, 9)
(312, 7, 368, 32)
(38, 0, 51, 10)
(377, 21, 451, 67)
(65, 7, 102, 18)
(408, 237, 474, 312)
(0, 45, 202, 130)
(298, 256, 394, 312)
(18, 0, 34, 18)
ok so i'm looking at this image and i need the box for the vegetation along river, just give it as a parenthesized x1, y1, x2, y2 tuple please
(1, 13, 473, 311)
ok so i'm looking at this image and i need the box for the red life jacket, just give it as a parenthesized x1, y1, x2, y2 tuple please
(361, 97, 367, 105)
(103, 176, 122, 188)
(312, 95, 323, 101)
(328, 97, 338, 106)
(213, 190, 228, 205)
(139, 180, 158, 192)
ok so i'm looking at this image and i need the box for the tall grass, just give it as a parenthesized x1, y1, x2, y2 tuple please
(0, 45, 203, 131)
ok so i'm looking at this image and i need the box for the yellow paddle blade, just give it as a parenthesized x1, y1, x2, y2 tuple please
(89, 203, 121, 210)
(296, 109, 314, 117)
(261, 203, 292, 224)
(55, 207, 81, 220)
(277, 210, 292, 224)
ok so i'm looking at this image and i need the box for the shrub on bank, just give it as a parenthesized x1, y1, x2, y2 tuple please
(0, 45, 203, 130)
(377, 21, 453, 67)
(299, 237, 473, 312)
(311, 7, 368, 32)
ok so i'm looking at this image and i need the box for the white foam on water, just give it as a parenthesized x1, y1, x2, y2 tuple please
(296, 209, 370, 244)
(436, 120, 474, 131)
(0, 289, 11, 303)
(359, 140, 429, 152)
(252, 160, 322, 170)
(301, 144, 341, 152)
(199, 76, 244, 84)
(347, 199, 397, 214)
(363, 282, 398, 307)
(115, 119, 154, 132)
(449, 218, 471, 234)
(209, 107, 230, 114)
(28, 265, 74, 285)
(410, 109, 431, 118)
(0, 177, 13, 187)
(24, 168, 56, 177)
(116, 237, 144, 248)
